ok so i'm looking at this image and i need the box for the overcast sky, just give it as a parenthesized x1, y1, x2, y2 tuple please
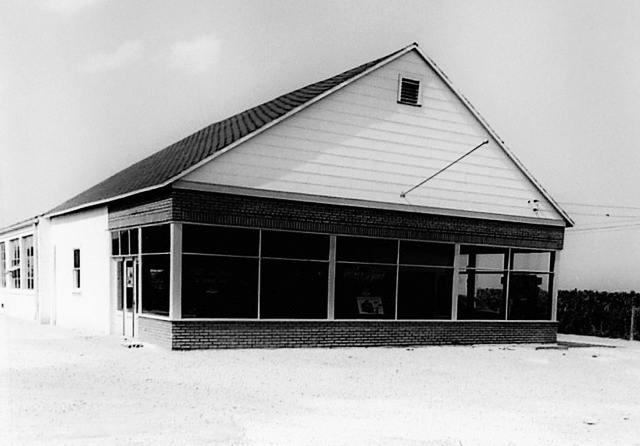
(1, 0, 639, 290)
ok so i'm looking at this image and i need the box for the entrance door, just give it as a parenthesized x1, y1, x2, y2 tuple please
(117, 258, 138, 337)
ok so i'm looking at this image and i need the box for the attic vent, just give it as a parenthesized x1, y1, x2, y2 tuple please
(398, 76, 422, 106)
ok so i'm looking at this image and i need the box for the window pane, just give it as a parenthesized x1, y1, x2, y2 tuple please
(397, 266, 452, 319)
(337, 236, 397, 264)
(182, 255, 258, 318)
(260, 259, 328, 319)
(120, 230, 130, 255)
(512, 251, 552, 272)
(111, 232, 120, 256)
(117, 261, 124, 310)
(183, 225, 258, 256)
(129, 229, 139, 255)
(10, 239, 20, 288)
(142, 225, 170, 253)
(508, 273, 552, 320)
(399, 241, 454, 266)
(457, 272, 506, 320)
(24, 236, 34, 290)
(459, 246, 508, 270)
(73, 249, 80, 268)
(335, 264, 396, 319)
(261, 231, 329, 260)
(141, 255, 170, 316)
(73, 269, 81, 289)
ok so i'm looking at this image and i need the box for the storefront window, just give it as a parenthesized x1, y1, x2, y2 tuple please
(142, 225, 170, 254)
(261, 230, 329, 260)
(141, 255, 170, 316)
(457, 245, 508, 320)
(260, 259, 328, 319)
(335, 263, 397, 319)
(457, 246, 555, 321)
(183, 225, 258, 256)
(182, 255, 258, 318)
(259, 231, 329, 319)
(398, 267, 453, 319)
(457, 272, 506, 320)
(397, 241, 454, 320)
(507, 250, 554, 320)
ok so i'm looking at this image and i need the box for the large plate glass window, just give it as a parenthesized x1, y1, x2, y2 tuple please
(397, 241, 454, 320)
(457, 246, 508, 320)
(507, 250, 554, 320)
(335, 236, 398, 319)
(260, 231, 329, 319)
(182, 225, 259, 318)
(140, 225, 170, 316)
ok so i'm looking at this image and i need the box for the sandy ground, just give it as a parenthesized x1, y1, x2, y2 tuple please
(1, 316, 639, 446)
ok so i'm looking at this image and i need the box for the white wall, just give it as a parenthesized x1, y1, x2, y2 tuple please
(50, 207, 111, 333)
(184, 50, 563, 223)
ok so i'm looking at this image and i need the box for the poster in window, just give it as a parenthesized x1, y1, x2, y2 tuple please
(126, 266, 134, 288)
(357, 296, 384, 315)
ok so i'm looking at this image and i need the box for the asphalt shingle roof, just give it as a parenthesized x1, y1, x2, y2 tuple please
(48, 47, 408, 216)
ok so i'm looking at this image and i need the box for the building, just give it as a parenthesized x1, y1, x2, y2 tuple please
(0, 43, 573, 349)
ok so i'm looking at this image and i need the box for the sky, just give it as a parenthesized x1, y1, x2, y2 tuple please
(1, 0, 639, 291)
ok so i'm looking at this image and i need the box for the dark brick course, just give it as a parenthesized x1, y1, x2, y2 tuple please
(109, 188, 564, 250)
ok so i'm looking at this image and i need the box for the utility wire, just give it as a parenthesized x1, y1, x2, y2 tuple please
(560, 202, 640, 211)
(400, 139, 489, 198)
(568, 220, 640, 233)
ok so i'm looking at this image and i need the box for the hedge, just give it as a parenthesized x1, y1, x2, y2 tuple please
(557, 289, 640, 340)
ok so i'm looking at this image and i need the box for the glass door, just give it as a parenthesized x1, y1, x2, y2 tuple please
(117, 258, 138, 337)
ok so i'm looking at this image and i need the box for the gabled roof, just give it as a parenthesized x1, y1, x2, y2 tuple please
(46, 43, 573, 226)
(47, 46, 409, 217)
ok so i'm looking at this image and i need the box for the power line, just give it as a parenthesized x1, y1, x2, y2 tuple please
(567, 220, 640, 233)
(560, 201, 640, 211)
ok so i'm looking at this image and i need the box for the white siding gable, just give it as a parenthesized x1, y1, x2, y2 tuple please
(183, 50, 563, 223)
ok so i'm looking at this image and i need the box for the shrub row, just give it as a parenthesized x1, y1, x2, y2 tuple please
(557, 289, 640, 340)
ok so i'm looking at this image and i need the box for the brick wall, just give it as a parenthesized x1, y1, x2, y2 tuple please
(138, 316, 173, 349)
(108, 188, 564, 249)
(172, 190, 564, 250)
(108, 188, 173, 230)
(138, 317, 557, 350)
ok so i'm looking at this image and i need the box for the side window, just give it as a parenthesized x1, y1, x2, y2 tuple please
(24, 236, 34, 290)
(9, 239, 20, 289)
(73, 249, 81, 290)
(0, 242, 5, 288)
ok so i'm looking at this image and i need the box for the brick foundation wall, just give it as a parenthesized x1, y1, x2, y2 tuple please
(138, 317, 557, 350)
(138, 316, 173, 349)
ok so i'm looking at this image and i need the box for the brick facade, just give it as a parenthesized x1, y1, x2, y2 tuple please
(123, 187, 562, 350)
(138, 316, 557, 350)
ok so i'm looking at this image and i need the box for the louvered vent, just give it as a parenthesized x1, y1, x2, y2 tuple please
(398, 77, 421, 106)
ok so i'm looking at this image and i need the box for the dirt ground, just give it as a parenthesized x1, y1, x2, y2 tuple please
(1, 315, 639, 446)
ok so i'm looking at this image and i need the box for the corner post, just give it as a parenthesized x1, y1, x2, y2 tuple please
(551, 251, 561, 322)
(169, 223, 182, 320)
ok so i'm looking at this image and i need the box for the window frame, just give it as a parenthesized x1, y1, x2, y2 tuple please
(0, 241, 6, 288)
(72, 248, 81, 292)
(9, 238, 21, 289)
